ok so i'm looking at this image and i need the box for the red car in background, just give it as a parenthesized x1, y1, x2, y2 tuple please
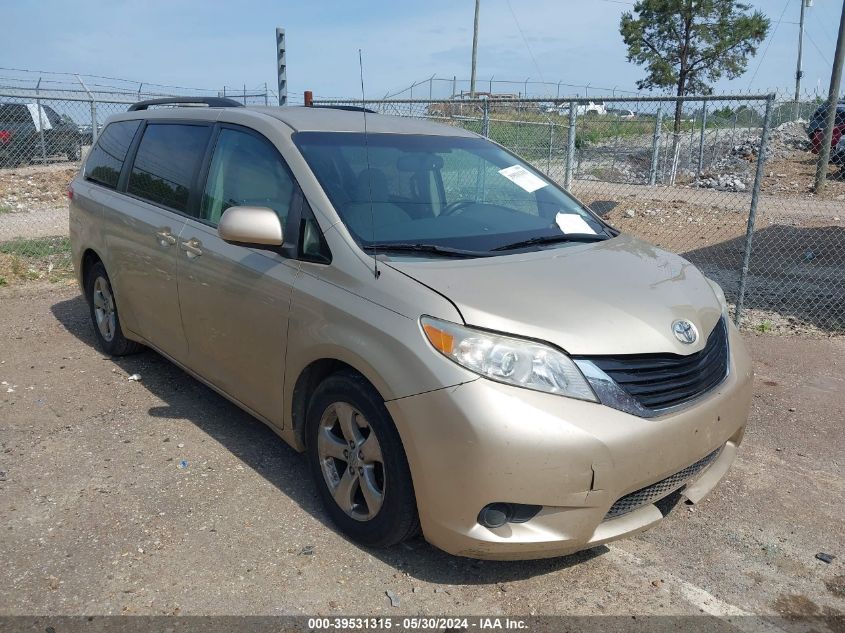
(808, 100, 845, 165)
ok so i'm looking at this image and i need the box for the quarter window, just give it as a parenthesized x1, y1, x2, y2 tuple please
(83, 120, 141, 189)
(128, 123, 211, 213)
(200, 128, 294, 226)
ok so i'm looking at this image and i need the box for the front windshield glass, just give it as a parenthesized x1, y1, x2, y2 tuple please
(294, 132, 610, 254)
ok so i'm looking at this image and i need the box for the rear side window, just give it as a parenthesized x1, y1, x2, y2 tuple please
(128, 123, 211, 213)
(84, 120, 141, 189)
(43, 106, 63, 126)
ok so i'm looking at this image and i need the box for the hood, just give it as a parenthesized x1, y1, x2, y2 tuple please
(385, 234, 723, 356)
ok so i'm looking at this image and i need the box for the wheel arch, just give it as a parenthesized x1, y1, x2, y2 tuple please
(288, 355, 392, 452)
(79, 248, 104, 293)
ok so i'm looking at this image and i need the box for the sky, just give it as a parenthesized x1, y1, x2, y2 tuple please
(2, 0, 841, 101)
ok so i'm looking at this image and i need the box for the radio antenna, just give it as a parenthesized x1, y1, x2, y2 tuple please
(359, 49, 379, 279)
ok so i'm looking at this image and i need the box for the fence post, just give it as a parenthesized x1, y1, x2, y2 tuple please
(649, 107, 663, 186)
(735, 94, 775, 328)
(565, 100, 576, 190)
(264, 82, 269, 106)
(697, 102, 707, 179)
(688, 113, 697, 169)
(35, 78, 48, 163)
(75, 74, 97, 144)
(547, 120, 554, 173)
(481, 99, 490, 138)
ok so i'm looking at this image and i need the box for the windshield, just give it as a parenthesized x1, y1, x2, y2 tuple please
(294, 132, 610, 255)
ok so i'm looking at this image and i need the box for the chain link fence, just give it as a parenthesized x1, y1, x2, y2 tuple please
(0, 80, 842, 332)
(314, 94, 844, 333)
(0, 85, 274, 169)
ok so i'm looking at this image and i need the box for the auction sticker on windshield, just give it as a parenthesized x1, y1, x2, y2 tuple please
(498, 165, 548, 192)
(555, 212, 597, 235)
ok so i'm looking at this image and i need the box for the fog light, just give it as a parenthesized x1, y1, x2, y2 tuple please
(478, 503, 543, 528)
(478, 503, 512, 528)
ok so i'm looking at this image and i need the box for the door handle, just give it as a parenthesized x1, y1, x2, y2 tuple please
(155, 228, 177, 247)
(181, 238, 203, 259)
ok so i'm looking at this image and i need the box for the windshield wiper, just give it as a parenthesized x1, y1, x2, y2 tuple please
(491, 233, 608, 252)
(363, 242, 490, 258)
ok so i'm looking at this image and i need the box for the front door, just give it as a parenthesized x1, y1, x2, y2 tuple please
(177, 126, 300, 424)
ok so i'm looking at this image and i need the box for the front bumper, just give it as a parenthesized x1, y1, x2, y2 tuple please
(386, 322, 753, 560)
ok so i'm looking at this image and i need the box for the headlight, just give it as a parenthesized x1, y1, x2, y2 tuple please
(706, 278, 726, 307)
(706, 277, 729, 317)
(421, 316, 597, 401)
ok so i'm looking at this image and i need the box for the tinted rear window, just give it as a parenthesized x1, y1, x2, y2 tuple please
(0, 104, 33, 124)
(84, 120, 141, 189)
(127, 124, 211, 213)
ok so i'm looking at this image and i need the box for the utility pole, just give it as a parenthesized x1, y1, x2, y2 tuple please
(814, 1, 845, 193)
(470, 0, 480, 96)
(276, 28, 287, 106)
(794, 0, 812, 120)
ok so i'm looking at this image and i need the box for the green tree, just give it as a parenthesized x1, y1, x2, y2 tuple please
(620, 0, 769, 133)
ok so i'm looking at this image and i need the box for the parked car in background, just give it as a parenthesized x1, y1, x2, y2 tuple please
(70, 97, 752, 560)
(808, 100, 845, 165)
(545, 100, 608, 117)
(77, 123, 95, 145)
(0, 102, 82, 167)
(607, 107, 636, 119)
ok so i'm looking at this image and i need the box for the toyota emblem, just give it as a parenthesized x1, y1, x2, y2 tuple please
(672, 320, 698, 344)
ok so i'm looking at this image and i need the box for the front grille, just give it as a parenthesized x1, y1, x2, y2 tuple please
(582, 317, 728, 411)
(604, 448, 722, 520)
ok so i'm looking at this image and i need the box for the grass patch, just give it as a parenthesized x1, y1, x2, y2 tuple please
(756, 320, 774, 333)
(441, 109, 759, 162)
(0, 236, 73, 285)
(0, 203, 13, 214)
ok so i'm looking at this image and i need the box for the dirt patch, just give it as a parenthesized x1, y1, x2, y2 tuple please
(827, 576, 845, 599)
(0, 166, 76, 212)
(762, 152, 845, 201)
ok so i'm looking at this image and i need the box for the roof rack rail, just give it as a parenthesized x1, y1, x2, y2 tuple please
(128, 97, 246, 112)
(309, 104, 377, 114)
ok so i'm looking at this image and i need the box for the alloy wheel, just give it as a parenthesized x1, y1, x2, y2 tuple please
(92, 276, 116, 342)
(316, 402, 385, 521)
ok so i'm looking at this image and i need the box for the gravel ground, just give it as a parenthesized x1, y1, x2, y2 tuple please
(0, 283, 842, 621)
(0, 207, 68, 241)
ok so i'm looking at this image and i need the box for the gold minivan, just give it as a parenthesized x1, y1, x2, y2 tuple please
(69, 97, 752, 560)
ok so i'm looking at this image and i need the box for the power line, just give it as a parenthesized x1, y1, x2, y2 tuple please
(810, 7, 838, 50)
(747, 0, 791, 88)
(805, 30, 832, 66)
(505, 0, 546, 87)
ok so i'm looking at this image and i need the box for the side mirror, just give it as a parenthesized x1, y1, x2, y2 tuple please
(218, 206, 283, 247)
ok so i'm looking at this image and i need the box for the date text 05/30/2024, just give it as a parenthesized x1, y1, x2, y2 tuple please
(307, 617, 529, 630)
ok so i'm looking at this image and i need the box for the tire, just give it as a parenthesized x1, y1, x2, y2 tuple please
(67, 141, 81, 162)
(84, 262, 142, 356)
(306, 370, 419, 548)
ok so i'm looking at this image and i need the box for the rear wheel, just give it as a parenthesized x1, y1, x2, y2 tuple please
(306, 371, 419, 547)
(84, 262, 142, 356)
(67, 141, 81, 162)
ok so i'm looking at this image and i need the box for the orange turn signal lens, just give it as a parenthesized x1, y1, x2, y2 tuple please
(423, 323, 455, 355)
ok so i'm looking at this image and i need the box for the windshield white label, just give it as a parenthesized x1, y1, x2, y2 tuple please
(498, 165, 548, 193)
(555, 212, 596, 235)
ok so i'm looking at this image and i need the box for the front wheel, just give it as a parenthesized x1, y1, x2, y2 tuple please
(84, 262, 142, 356)
(306, 371, 419, 548)
(67, 141, 81, 162)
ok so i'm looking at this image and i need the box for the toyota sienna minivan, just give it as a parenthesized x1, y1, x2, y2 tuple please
(69, 97, 752, 560)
